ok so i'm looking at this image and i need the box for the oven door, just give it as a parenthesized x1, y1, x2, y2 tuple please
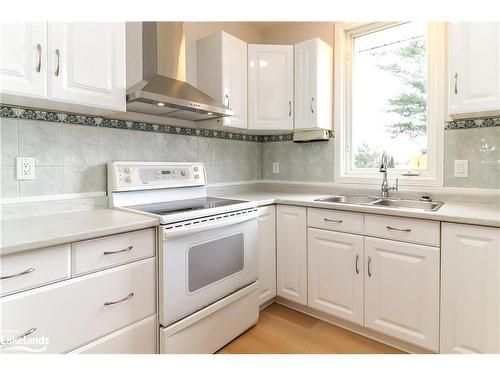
(159, 210, 258, 326)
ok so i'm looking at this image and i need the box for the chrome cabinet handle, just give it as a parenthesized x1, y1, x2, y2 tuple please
(367, 256, 372, 277)
(355, 254, 359, 274)
(55, 49, 60, 77)
(103, 245, 133, 255)
(453, 73, 458, 94)
(104, 292, 134, 306)
(386, 226, 411, 233)
(1, 267, 36, 280)
(324, 218, 343, 223)
(311, 97, 314, 113)
(36, 44, 42, 73)
(0, 328, 37, 346)
(288, 101, 292, 117)
(224, 93, 230, 108)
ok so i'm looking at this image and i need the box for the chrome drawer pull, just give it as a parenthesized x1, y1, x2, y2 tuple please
(367, 256, 372, 277)
(386, 226, 411, 232)
(36, 44, 42, 72)
(355, 254, 359, 274)
(324, 218, 343, 223)
(0, 328, 36, 345)
(1, 267, 36, 280)
(54, 49, 60, 76)
(104, 292, 134, 306)
(103, 245, 133, 255)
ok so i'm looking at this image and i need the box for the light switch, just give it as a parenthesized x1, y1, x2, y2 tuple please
(454, 160, 468, 178)
(272, 162, 280, 174)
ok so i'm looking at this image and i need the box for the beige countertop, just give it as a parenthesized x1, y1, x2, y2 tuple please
(222, 191, 500, 228)
(0, 209, 159, 256)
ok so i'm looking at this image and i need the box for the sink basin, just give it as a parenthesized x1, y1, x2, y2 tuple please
(314, 195, 444, 212)
(370, 198, 444, 211)
(315, 195, 378, 205)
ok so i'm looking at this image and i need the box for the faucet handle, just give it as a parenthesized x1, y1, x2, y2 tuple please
(394, 178, 399, 191)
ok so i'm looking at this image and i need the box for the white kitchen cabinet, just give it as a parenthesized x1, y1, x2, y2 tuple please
(294, 38, 333, 130)
(248, 44, 294, 130)
(441, 223, 500, 354)
(364, 237, 440, 351)
(308, 228, 364, 325)
(257, 206, 276, 305)
(0, 22, 47, 98)
(0, 22, 126, 113)
(197, 31, 247, 129)
(449, 22, 500, 117)
(276, 205, 307, 305)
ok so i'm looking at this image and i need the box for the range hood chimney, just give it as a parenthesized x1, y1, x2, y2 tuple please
(126, 22, 233, 121)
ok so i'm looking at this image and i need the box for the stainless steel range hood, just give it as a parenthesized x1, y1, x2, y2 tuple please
(126, 22, 233, 121)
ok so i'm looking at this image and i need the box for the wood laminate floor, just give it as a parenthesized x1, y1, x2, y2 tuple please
(217, 303, 404, 354)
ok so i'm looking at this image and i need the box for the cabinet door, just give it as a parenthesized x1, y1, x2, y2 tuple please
(308, 228, 364, 324)
(0, 22, 47, 98)
(294, 38, 332, 130)
(276, 205, 307, 305)
(441, 223, 500, 354)
(364, 237, 440, 351)
(248, 44, 293, 130)
(47, 23, 126, 111)
(257, 206, 276, 305)
(449, 22, 500, 116)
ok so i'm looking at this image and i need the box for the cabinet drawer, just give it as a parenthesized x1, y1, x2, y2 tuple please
(69, 315, 157, 354)
(308, 208, 364, 234)
(72, 228, 155, 275)
(0, 258, 156, 354)
(365, 214, 440, 246)
(1, 245, 71, 297)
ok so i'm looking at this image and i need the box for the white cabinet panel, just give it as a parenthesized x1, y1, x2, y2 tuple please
(308, 228, 364, 324)
(449, 22, 500, 117)
(294, 38, 332, 130)
(248, 44, 294, 130)
(0, 22, 47, 98)
(47, 22, 126, 111)
(257, 206, 276, 305)
(364, 237, 439, 351)
(307, 208, 364, 234)
(276, 205, 307, 305)
(441, 223, 500, 354)
(197, 31, 247, 129)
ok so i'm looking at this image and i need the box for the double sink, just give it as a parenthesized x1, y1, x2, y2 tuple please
(314, 195, 444, 212)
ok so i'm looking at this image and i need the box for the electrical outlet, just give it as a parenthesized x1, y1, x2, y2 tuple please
(16, 157, 35, 180)
(272, 162, 280, 174)
(454, 160, 468, 178)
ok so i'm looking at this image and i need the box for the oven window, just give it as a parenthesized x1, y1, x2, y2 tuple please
(187, 233, 245, 293)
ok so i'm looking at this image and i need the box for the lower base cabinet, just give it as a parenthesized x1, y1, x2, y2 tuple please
(257, 206, 277, 305)
(69, 315, 157, 354)
(364, 237, 440, 351)
(441, 223, 500, 353)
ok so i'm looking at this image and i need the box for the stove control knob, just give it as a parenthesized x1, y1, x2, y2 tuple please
(124, 166, 131, 173)
(194, 166, 199, 172)
(125, 175, 133, 183)
(181, 170, 187, 176)
(194, 174, 200, 179)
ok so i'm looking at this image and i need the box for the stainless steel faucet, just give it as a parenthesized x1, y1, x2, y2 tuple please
(379, 152, 398, 198)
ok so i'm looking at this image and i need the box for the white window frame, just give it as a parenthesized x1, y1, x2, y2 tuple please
(334, 22, 446, 187)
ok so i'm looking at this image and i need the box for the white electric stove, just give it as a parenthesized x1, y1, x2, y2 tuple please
(108, 161, 259, 354)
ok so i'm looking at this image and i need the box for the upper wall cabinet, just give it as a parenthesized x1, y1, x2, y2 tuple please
(248, 44, 294, 131)
(449, 22, 500, 118)
(0, 22, 126, 114)
(197, 32, 247, 129)
(294, 38, 333, 131)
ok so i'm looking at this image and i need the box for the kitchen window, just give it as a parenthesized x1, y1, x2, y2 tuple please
(334, 22, 446, 186)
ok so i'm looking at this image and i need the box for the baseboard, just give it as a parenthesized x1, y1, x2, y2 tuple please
(271, 297, 436, 354)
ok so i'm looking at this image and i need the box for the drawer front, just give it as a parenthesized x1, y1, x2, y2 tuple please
(72, 228, 156, 275)
(364, 214, 440, 246)
(0, 258, 156, 354)
(69, 315, 157, 354)
(308, 208, 364, 234)
(1, 245, 71, 297)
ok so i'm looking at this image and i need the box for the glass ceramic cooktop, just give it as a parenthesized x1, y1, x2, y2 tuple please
(127, 197, 247, 216)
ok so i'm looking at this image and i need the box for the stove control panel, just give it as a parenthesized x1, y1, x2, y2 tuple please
(108, 162, 206, 191)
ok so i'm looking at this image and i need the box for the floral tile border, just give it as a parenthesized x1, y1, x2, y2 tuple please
(1, 104, 335, 143)
(445, 116, 500, 130)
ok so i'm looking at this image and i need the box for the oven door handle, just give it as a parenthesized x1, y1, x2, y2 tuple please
(164, 211, 258, 239)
